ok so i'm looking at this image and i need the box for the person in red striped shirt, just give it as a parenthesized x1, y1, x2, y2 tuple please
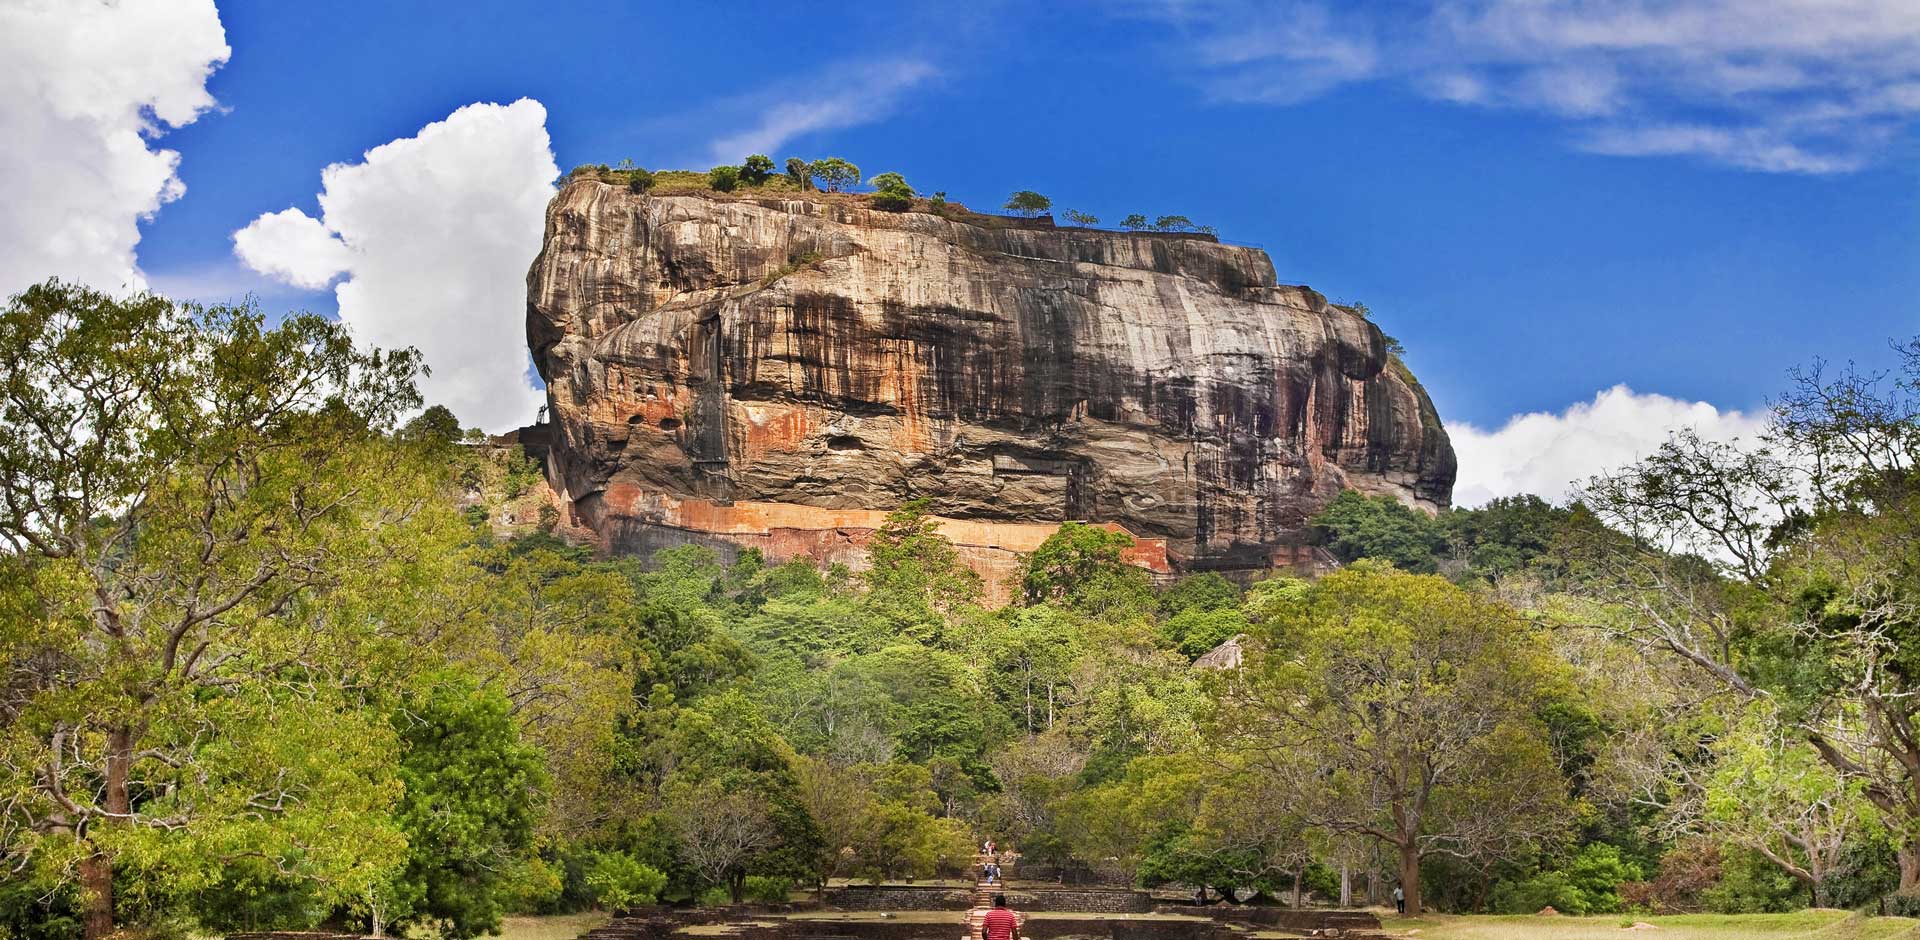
(980, 894, 1021, 940)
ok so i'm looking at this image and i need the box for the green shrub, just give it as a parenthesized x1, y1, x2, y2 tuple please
(1493, 870, 1586, 914)
(1563, 844, 1640, 914)
(708, 165, 740, 192)
(697, 886, 732, 906)
(1701, 846, 1799, 913)
(584, 852, 667, 911)
(741, 875, 793, 904)
(1491, 844, 1641, 916)
(627, 169, 655, 193)
(504, 450, 542, 499)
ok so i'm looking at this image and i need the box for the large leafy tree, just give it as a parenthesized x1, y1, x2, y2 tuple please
(1217, 563, 1572, 914)
(1579, 342, 1920, 891)
(0, 282, 458, 939)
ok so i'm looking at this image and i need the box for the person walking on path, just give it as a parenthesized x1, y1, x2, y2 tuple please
(981, 894, 1021, 940)
(1392, 885, 1405, 914)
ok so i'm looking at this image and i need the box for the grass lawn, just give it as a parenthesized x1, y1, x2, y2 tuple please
(495, 912, 607, 940)
(1377, 910, 1920, 940)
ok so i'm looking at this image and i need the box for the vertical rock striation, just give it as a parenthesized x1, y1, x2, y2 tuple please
(526, 180, 1454, 596)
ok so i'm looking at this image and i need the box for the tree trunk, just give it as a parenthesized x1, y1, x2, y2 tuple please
(1292, 862, 1305, 908)
(82, 726, 135, 940)
(1900, 841, 1920, 895)
(80, 855, 112, 940)
(1339, 862, 1351, 908)
(1024, 670, 1033, 732)
(1399, 843, 1422, 916)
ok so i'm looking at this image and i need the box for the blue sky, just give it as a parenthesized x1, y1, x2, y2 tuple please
(6, 0, 1918, 503)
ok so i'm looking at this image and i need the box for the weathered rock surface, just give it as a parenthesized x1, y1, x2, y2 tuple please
(526, 182, 1454, 594)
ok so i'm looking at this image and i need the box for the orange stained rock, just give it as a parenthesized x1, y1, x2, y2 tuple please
(733, 401, 817, 460)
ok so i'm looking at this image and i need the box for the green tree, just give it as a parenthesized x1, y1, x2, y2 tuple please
(0, 281, 451, 940)
(983, 606, 1085, 732)
(403, 403, 465, 444)
(1120, 214, 1149, 231)
(1443, 494, 1570, 579)
(708, 165, 741, 192)
(1152, 215, 1195, 232)
(1022, 522, 1154, 616)
(869, 172, 914, 212)
(381, 677, 546, 937)
(1158, 573, 1248, 658)
(1221, 563, 1573, 914)
(785, 157, 812, 190)
(792, 756, 872, 891)
(1697, 702, 1880, 907)
(808, 158, 861, 192)
(1577, 342, 1920, 892)
(1308, 490, 1446, 573)
(1003, 190, 1052, 217)
(662, 782, 779, 902)
(740, 154, 776, 185)
(862, 500, 980, 641)
(1062, 209, 1098, 227)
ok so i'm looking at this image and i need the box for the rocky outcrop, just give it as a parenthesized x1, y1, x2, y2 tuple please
(526, 181, 1454, 595)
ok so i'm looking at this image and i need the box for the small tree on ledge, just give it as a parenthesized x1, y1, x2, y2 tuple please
(1004, 191, 1052, 217)
(1062, 209, 1098, 227)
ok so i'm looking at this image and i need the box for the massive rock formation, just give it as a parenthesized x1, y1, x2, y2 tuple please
(526, 180, 1454, 597)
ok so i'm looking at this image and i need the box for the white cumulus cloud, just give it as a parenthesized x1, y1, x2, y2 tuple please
(0, 0, 229, 296)
(235, 99, 558, 432)
(1447, 385, 1770, 507)
(1132, 0, 1920, 173)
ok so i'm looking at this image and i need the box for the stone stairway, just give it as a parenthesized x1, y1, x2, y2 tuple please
(966, 851, 1014, 940)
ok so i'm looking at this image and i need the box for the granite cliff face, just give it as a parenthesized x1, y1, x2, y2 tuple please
(526, 180, 1454, 596)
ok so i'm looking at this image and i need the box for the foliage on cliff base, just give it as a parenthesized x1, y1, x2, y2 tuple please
(7, 278, 1920, 933)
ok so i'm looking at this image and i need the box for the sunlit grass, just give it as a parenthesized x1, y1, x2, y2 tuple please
(495, 912, 608, 940)
(1376, 910, 1920, 940)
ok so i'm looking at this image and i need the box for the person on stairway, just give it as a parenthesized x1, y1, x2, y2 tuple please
(981, 894, 1022, 940)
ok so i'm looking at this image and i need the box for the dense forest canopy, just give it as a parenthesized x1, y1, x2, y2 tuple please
(4, 281, 1920, 937)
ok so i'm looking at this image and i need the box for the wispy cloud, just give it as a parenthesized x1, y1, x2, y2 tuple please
(1126, 0, 1920, 173)
(702, 59, 939, 165)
